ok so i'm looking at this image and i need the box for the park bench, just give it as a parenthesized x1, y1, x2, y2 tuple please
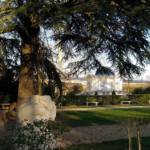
(0, 103, 11, 109)
(120, 101, 131, 105)
(86, 102, 99, 106)
(86, 96, 102, 106)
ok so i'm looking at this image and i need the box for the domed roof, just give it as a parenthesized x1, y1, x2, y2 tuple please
(95, 67, 115, 77)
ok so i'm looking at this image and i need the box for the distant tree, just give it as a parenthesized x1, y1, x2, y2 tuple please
(94, 91, 98, 96)
(112, 90, 116, 96)
(67, 83, 83, 95)
(132, 88, 143, 94)
(143, 87, 150, 94)
(72, 84, 83, 94)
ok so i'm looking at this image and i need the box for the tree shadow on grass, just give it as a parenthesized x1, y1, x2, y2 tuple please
(57, 109, 150, 127)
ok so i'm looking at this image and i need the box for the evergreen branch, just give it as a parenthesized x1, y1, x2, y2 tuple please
(0, 27, 15, 34)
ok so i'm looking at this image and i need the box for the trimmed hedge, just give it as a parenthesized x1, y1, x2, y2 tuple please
(128, 94, 150, 104)
(62, 95, 87, 106)
(1, 94, 149, 106)
(62, 95, 121, 106)
(0, 95, 17, 103)
(100, 95, 121, 105)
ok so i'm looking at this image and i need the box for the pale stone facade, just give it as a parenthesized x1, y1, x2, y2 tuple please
(86, 75, 122, 93)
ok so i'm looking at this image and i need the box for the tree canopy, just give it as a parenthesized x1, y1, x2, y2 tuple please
(49, 0, 150, 78)
(1, 0, 150, 107)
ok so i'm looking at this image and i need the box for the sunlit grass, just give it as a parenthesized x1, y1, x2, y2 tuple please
(57, 108, 150, 127)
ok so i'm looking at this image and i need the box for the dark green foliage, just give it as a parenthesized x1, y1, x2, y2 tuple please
(128, 94, 150, 104)
(132, 88, 144, 94)
(94, 91, 98, 95)
(1, 0, 150, 105)
(0, 69, 18, 95)
(112, 90, 116, 96)
(66, 92, 75, 96)
(62, 95, 121, 106)
(62, 95, 87, 106)
(42, 81, 55, 98)
(0, 0, 64, 104)
(0, 95, 10, 103)
(0, 95, 17, 103)
(1, 0, 150, 81)
(50, 0, 150, 78)
(132, 86, 150, 94)
(86, 97, 97, 102)
(101, 95, 121, 105)
(0, 119, 69, 150)
(71, 84, 83, 94)
(143, 87, 150, 94)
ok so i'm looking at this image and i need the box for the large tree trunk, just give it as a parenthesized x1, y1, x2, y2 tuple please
(17, 24, 40, 106)
(6, 15, 40, 119)
(17, 43, 34, 107)
(7, 42, 34, 119)
(37, 48, 42, 95)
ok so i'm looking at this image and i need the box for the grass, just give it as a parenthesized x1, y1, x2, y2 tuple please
(60, 136, 150, 150)
(57, 108, 150, 127)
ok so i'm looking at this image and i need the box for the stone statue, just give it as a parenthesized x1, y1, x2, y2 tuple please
(16, 95, 56, 125)
(16, 95, 59, 150)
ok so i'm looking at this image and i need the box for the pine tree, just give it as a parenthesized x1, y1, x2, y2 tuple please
(49, 0, 150, 78)
(1, 0, 150, 114)
(0, 0, 63, 118)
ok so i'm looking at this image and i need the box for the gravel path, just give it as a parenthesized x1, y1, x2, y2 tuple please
(59, 124, 150, 147)
(57, 105, 150, 111)
(1, 107, 150, 147)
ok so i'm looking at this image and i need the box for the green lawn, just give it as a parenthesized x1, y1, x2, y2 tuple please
(57, 108, 150, 127)
(60, 136, 150, 150)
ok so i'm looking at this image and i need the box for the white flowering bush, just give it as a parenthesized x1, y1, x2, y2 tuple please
(0, 119, 69, 150)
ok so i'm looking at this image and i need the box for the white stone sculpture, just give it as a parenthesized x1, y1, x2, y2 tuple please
(16, 95, 59, 150)
(16, 95, 56, 125)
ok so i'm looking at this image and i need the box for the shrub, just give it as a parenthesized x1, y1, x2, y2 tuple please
(0, 95, 17, 103)
(62, 95, 87, 106)
(0, 119, 69, 150)
(62, 95, 122, 106)
(132, 88, 143, 94)
(143, 87, 150, 94)
(0, 95, 10, 103)
(128, 94, 150, 104)
(120, 95, 129, 101)
(101, 95, 121, 105)
(86, 97, 97, 102)
(66, 83, 84, 95)
(132, 86, 150, 94)
(94, 91, 98, 95)
(112, 90, 116, 95)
